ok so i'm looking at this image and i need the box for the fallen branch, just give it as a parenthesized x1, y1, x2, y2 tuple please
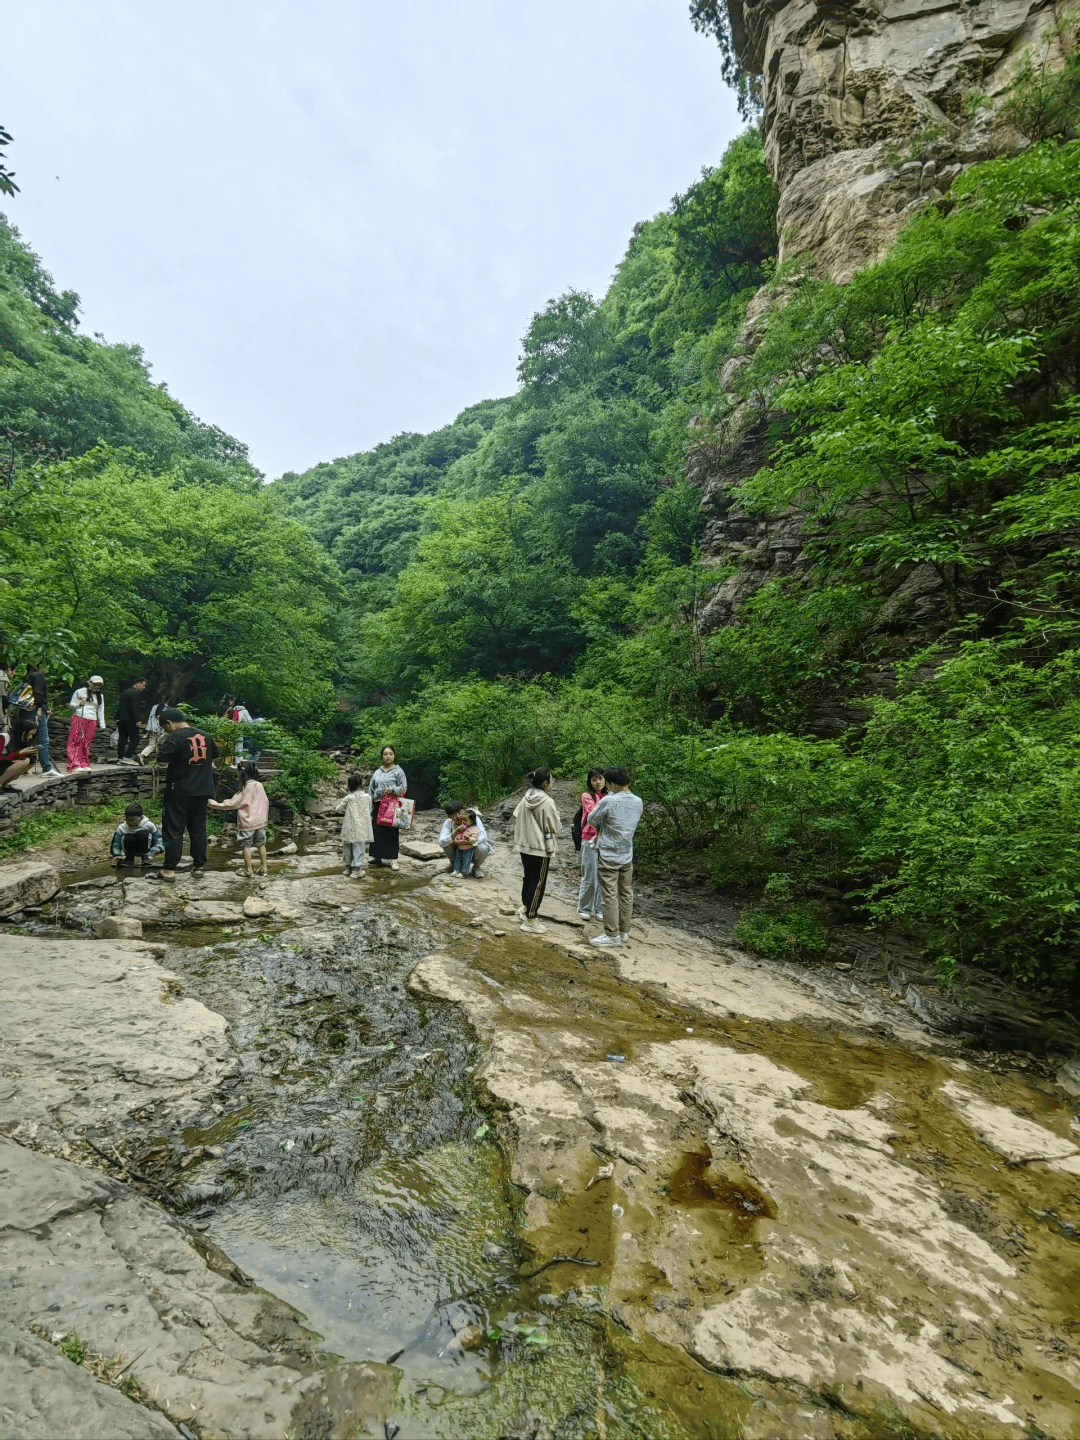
(518, 1254, 601, 1281)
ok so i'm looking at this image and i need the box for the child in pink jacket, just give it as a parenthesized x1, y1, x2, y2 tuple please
(209, 762, 270, 877)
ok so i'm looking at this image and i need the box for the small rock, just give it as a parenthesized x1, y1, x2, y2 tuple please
(273, 841, 298, 856)
(93, 915, 143, 939)
(468, 917, 484, 928)
(449, 1323, 485, 1351)
(498, 905, 517, 916)
(538, 1293, 560, 1308)
(493, 929, 506, 937)
(243, 896, 277, 918)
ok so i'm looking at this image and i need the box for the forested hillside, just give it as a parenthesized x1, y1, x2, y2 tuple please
(279, 114, 1080, 1000)
(0, 218, 339, 716)
(3, 36, 1078, 1001)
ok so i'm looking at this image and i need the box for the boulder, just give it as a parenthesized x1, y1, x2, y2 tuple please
(272, 841, 298, 856)
(401, 839, 444, 862)
(93, 915, 143, 939)
(243, 896, 277, 919)
(0, 860, 60, 918)
(183, 900, 246, 923)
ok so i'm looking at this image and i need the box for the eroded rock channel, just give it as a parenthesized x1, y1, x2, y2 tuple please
(1, 808, 1079, 1439)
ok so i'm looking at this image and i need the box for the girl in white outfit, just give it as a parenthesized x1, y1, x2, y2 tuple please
(335, 773, 374, 876)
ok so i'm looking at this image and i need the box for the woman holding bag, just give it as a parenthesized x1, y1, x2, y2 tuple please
(369, 744, 408, 870)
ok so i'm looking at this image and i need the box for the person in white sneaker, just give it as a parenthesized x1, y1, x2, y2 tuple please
(575, 768, 606, 919)
(587, 767, 643, 948)
(512, 767, 561, 934)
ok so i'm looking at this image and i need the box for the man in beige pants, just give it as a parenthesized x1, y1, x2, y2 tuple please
(587, 767, 643, 949)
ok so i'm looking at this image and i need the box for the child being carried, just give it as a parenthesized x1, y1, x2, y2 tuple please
(110, 802, 164, 869)
(209, 762, 270, 877)
(449, 805, 480, 877)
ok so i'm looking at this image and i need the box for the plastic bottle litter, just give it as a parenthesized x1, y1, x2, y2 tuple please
(611, 1203, 624, 1218)
(606, 1053, 626, 1063)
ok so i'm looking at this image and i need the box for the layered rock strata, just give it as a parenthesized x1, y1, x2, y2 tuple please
(728, 0, 1063, 281)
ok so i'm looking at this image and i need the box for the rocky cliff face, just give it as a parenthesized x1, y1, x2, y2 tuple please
(728, 0, 1061, 282)
(694, 0, 1063, 631)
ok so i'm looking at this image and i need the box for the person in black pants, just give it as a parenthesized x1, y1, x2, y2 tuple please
(116, 678, 147, 762)
(156, 707, 218, 881)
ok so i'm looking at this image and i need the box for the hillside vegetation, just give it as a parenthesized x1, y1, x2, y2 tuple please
(2, 88, 1077, 999)
(0, 219, 339, 716)
(279, 125, 1080, 1000)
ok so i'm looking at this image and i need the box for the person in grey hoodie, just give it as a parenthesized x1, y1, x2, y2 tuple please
(511, 767, 561, 934)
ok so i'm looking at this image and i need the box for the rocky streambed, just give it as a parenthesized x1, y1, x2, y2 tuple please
(1, 807, 1079, 1439)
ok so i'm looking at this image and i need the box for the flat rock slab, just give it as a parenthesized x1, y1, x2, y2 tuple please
(0, 859, 60, 918)
(0, 934, 229, 1151)
(0, 1139, 399, 1437)
(183, 900, 247, 923)
(942, 1080, 1080, 1165)
(411, 948, 1080, 1438)
(0, 1317, 181, 1439)
(401, 839, 445, 861)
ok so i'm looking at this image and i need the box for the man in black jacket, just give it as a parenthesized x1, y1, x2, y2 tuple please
(157, 708, 218, 881)
(116, 678, 147, 763)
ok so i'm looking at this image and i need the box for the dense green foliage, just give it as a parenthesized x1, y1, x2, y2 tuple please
(0, 216, 338, 718)
(5, 86, 1079, 1001)
(280, 125, 1080, 999)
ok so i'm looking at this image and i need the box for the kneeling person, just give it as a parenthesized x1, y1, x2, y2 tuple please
(111, 802, 163, 868)
(440, 801, 491, 878)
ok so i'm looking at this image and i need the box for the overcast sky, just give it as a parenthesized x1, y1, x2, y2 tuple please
(5, 1, 740, 479)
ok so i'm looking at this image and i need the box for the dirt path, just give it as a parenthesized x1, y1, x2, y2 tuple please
(1, 798, 1078, 1439)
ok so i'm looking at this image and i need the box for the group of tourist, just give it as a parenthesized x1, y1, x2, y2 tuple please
(2, 659, 644, 940)
(329, 750, 642, 946)
(0, 664, 163, 785)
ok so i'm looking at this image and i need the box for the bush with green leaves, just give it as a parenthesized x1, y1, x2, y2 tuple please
(857, 639, 1080, 990)
(351, 679, 563, 808)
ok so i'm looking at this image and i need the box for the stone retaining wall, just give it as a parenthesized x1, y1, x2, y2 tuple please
(0, 764, 296, 837)
(0, 766, 157, 836)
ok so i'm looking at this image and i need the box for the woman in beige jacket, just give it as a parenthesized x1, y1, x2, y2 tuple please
(512, 767, 561, 933)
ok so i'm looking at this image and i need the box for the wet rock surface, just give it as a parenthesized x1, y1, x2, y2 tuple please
(0, 807, 1078, 1437)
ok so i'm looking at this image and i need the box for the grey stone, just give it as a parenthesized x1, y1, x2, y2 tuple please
(0, 1317, 181, 1439)
(93, 915, 143, 939)
(242, 895, 277, 918)
(0, 934, 229, 1151)
(0, 860, 61, 918)
(0, 1138, 351, 1437)
(400, 839, 444, 861)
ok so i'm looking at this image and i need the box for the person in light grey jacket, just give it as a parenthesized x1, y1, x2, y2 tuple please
(587, 766, 643, 949)
(369, 744, 407, 870)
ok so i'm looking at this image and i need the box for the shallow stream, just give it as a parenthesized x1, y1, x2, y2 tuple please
(34, 830, 1080, 1439)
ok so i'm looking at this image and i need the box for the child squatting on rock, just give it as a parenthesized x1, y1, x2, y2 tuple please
(335, 772, 374, 877)
(110, 802, 164, 869)
(209, 762, 270, 877)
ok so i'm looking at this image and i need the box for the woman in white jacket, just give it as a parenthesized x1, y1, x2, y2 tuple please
(66, 674, 105, 776)
(512, 767, 561, 934)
